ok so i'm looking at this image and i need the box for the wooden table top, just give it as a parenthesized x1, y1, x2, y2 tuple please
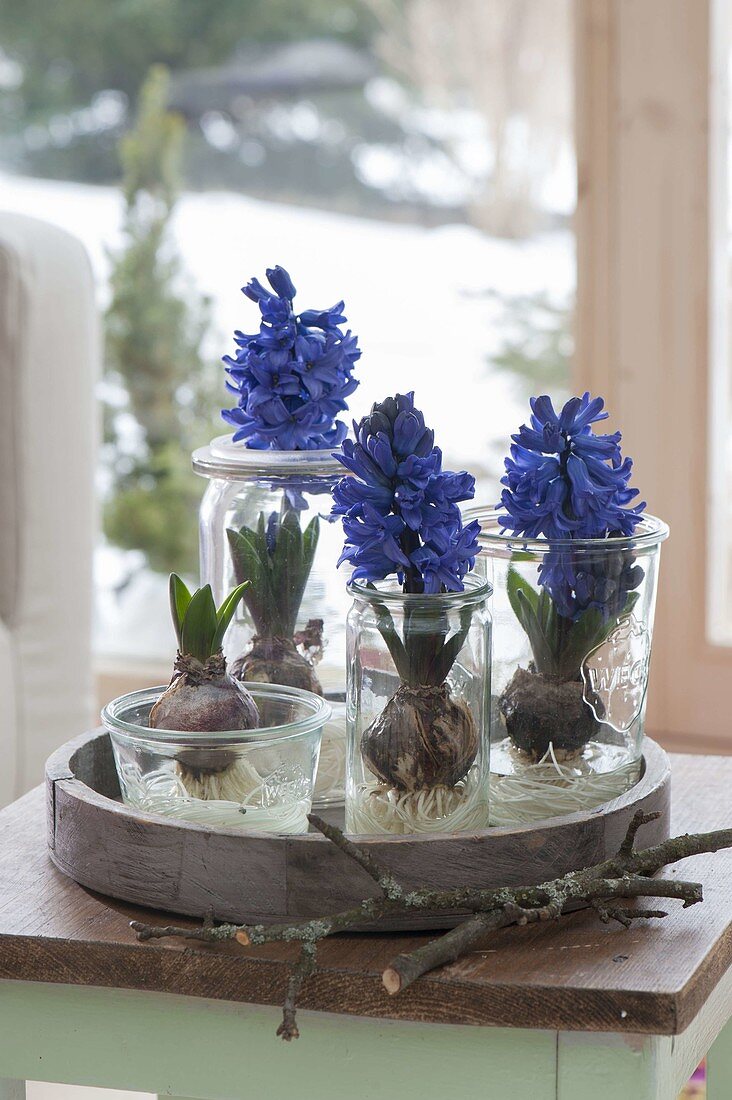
(0, 753, 730, 1035)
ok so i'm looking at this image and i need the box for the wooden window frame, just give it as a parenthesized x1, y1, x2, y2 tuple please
(574, 0, 732, 751)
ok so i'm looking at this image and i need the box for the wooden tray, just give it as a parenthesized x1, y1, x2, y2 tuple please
(46, 730, 671, 931)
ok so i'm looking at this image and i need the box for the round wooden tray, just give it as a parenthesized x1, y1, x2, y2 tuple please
(46, 730, 671, 931)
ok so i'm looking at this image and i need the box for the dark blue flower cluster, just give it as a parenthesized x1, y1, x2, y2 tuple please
(499, 393, 646, 622)
(222, 265, 361, 451)
(499, 393, 644, 540)
(332, 393, 480, 594)
(540, 547, 645, 621)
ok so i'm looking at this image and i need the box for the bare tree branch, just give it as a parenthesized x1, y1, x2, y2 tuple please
(307, 814, 403, 899)
(130, 814, 732, 1039)
(384, 909, 513, 995)
(277, 943, 317, 1042)
(619, 809, 662, 858)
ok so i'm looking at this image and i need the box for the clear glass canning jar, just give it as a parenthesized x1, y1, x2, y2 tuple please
(103, 683, 329, 833)
(468, 509, 669, 824)
(193, 435, 349, 805)
(345, 573, 492, 835)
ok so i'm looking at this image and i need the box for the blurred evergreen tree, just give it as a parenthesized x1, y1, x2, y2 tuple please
(104, 65, 216, 577)
(488, 292, 572, 397)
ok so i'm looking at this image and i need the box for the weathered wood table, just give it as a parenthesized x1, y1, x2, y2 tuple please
(0, 753, 729, 1100)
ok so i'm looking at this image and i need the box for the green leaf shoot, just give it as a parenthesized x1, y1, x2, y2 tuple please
(211, 581, 250, 653)
(179, 584, 218, 662)
(169, 572, 192, 648)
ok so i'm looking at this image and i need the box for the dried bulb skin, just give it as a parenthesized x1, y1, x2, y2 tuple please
(499, 665, 599, 762)
(149, 654, 260, 778)
(232, 635, 323, 696)
(361, 683, 478, 792)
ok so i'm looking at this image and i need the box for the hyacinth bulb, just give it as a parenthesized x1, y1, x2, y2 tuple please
(151, 662, 259, 735)
(499, 666, 599, 762)
(151, 660, 259, 779)
(232, 635, 322, 696)
(361, 683, 478, 792)
(149, 575, 260, 778)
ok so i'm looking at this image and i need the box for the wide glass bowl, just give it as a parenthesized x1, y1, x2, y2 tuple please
(103, 683, 330, 834)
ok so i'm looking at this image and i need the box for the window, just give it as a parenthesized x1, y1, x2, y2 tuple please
(574, 0, 732, 751)
(0, 1, 575, 684)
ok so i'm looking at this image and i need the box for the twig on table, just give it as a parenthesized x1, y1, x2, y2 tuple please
(307, 814, 403, 899)
(129, 920, 240, 943)
(130, 814, 732, 1040)
(591, 901, 668, 928)
(619, 809, 662, 858)
(277, 943, 317, 1041)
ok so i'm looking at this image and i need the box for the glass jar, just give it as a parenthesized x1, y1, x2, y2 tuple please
(103, 683, 330, 833)
(468, 509, 669, 824)
(193, 435, 349, 806)
(345, 574, 492, 835)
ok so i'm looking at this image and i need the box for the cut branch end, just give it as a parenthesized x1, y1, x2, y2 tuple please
(382, 967, 401, 995)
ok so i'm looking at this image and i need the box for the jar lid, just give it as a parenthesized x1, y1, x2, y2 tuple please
(192, 434, 346, 481)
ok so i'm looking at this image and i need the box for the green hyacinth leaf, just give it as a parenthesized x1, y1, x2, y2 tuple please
(226, 526, 262, 589)
(516, 589, 556, 676)
(507, 567, 540, 630)
(367, 585, 410, 682)
(227, 509, 321, 643)
(506, 567, 559, 674)
(226, 527, 273, 635)
(180, 584, 218, 662)
(623, 590, 641, 616)
(302, 514, 320, 581)
(272, 510, 302, 636)
(255, 513, 271, 574)
(537, 587, 560, 660)
(429, 603, 474, 686)
(212, 581, 251, 653)
(557, 607, 608, 681)
(556, 590, 642, 681)
(169, 573, 192, 648)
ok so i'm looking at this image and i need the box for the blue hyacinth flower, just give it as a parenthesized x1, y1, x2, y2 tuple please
(222, 265, 361, 451)
(331, 392, 481, 594)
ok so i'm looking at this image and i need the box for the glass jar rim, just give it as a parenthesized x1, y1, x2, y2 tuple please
(464, 508, 669, 556)
(192, 434, 345, 481)
(347, 571, 492, 608)
(102, 682, 331, 746)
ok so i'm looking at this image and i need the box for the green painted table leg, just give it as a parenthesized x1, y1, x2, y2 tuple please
(557, 1013, 732, 1100)
(707, 1016, 732, 1096)
(0, 1082, 25, 1100)
(557, 1032, 682, 1100)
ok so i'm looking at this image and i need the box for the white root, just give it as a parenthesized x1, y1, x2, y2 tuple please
(489, 740, 640, 825)
(347, 766, 489, 835)
(121, 758, 310, 833)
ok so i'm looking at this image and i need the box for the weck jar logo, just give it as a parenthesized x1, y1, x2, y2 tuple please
(581, 615, 650, 733)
